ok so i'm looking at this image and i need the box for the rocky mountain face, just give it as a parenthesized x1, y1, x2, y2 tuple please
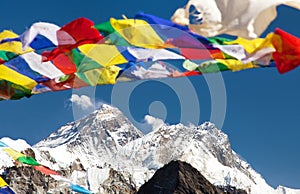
(100, 168, 137, 194)
(1, 104, 300, 194)
(3, 166, 71, 194)
(138, 160, 247, 194)
(2, 160, 246, 194)
(117, 122, 274, 193)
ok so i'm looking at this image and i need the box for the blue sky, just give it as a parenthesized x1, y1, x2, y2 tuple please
(0, 0, 299, 189)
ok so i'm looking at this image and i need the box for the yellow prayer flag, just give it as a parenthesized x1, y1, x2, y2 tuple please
(0, 30, 33, 54)
(216, 59, 256, 72)
(79, 44, 127, 67)
(0, 176, 8, 188)
(3, 147, 25, 160)
(110, 18, 165, 48)
(83, 66, 121, 85)
(0, 65, 37, 90)
(226, 33, 275, 54)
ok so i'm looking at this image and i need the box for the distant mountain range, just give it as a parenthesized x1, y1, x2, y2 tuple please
(1, 104, 299, 194)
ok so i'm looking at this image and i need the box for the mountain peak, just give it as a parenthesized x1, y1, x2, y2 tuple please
(198, 121, 216, 131)
(98, 103, 116, 110)
(138, 160, 247, 194)
(33, 103, 143, 168)
(35, 103, 142, 147)
(96, 103, 119, 114)
(94, 103, 123, 122)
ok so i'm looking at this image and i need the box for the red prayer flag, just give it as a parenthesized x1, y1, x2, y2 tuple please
(180, 48, 216, 60)
(272, 28, 300, 74)
(57, 17, 103, 48)
(52, 53, 77, 74)
(42, 18, 103, 61)
(34, 165, 59, 175)
(41, 74, 89, 91)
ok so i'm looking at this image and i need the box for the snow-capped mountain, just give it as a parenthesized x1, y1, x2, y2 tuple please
(1, 104, 300, 194)
(117, 121, 298, 194)
(0, 138, 32, 169)
(34, 104, 143, 170)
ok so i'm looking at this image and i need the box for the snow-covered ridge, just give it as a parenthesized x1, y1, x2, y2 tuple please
(0, 137, 33, 170)
(1, 104, 300, 194)
(1, 137, 31, 151)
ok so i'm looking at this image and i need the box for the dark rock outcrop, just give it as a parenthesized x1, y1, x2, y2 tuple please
(138, 160, 247, 194)
(22, 148, 36, 160)
(3, 166, 71, 194)
(101, 168, 137, 194)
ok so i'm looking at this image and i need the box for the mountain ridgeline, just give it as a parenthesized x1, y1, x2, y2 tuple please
(1, 104, 299, 194)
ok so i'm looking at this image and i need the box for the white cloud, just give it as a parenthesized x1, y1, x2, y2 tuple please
(144, 115, 165, 131)
(70, 94, 93, 110)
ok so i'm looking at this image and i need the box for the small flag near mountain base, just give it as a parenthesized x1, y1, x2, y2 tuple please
(0, 177, 8, 188)
(70, 184, 92, 194)
(0, 187, 15, 194)
(33, 166, 59, 175)
(0, 177, 15, 194)
(0, 186, 15, 194)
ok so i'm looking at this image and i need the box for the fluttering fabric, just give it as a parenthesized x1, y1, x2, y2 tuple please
(70, 184, 93, 194)
(0, 177, 8, 188)
(0, 12, 299, 101)
(0, 176, 15, 194)
(0, 186, 15, 194)
(171, 0, 300, 38)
